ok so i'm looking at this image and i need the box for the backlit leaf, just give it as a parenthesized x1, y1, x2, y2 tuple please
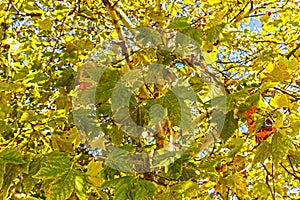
(253, 141, 272, 166)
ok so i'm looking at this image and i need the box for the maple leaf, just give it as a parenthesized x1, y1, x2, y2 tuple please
(255, 126, 276, 143)
(245, 106, 258, 133)
(33, 152, 89, 200)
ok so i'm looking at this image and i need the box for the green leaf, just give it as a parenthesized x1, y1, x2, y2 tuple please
(259, 82, 279, 92)
(95, 67, 121, 104)
(188, 76, 206, 94)
(48, 171, 74, 200)
(86, 160, 103, 187)
(288, 56, 298, 70)
(227, 138, 244, 157)
(32, 152, 89, 200)
(210, 10, 226, 26)
(100, 124, 125, 146)
(226, 89, 249, 111)
(33, 152, 72, 179)
(76, 39, 95, 51)
(75, 175, 88, 200)
(270, 94, 290, 108)
(0, 164, 20, 199)
(51, 128, 80, 153)
(101, 176, 132, 188)
(146, 88, 193, 129)
(167, 17, 191, 29)
(22, 157, 42, 194)
(271, 131, 294, 165)
(246, 91, 265, 108)
(170, 180, 198, 193)
(0, 148, 25, 189)
(0, 148, 25, 165)
(22, 71, 49, 85)
(136, 28, 163, 45)
(158, 180, 199, 199)
(20, 110, 37, 122)
(252, 141, 272, 166)
(253, 183, 269, 199)
(220, 111, 238, 142)
(205, 23, 226, 42)
(101, 177, 156, 200)
(115, 182, 130, 200)
(38, 19, 52, 31)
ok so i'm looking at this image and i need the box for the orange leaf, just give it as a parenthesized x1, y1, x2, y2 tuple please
(255, 126, 276, 143)
(246, 118, 256, 133)
(245, 106, 258, 116)
(245, 106, 258, 132)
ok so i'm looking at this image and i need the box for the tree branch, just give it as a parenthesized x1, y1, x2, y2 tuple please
(102, 0, 131, 66)
(273, 87, 300, 101)
(116, 7, 136, 29)
(262, 163, 276, 200)
(286, 43, 300, 59)
(280, 162, 300, 180)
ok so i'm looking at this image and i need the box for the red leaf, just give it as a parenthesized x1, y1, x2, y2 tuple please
(255, 126, 276, 143)
(245, 106, 258, 132)
(245, 106, 257, 116)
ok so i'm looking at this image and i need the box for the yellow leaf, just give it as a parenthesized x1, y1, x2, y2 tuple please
(274, 114, 284, 129)
(183, 0, 194, 5)
(207, 0, 219, 5)
(202, 41, 214, 52)
(265, 62, 275, 73)
(51, 134, 74, 153)
(20, 110, 36, 122)
(264, 61, 290, 82)
(202, 51, 214, 65)
(211, 10, 226, 26)
(261, 14, 269, 23)
(38, 19, 52, 31)
(288, 56, 299, 70)
(264, 23, 276, 32)
(70, 127, 81, 149)
(270, 94, 289, 108)
(87, 160, 103, 187)
(139, 85, 151, 99)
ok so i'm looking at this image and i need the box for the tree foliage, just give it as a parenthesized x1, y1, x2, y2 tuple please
(0, 0, 300, 199)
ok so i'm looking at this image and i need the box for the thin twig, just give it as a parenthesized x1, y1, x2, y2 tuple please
(286, 43, 300, 59)
(273, 87, 300, 101)
(280, 162, 300, 180)
(272, 162, 276, 199)
(261, 163, 276, 200)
